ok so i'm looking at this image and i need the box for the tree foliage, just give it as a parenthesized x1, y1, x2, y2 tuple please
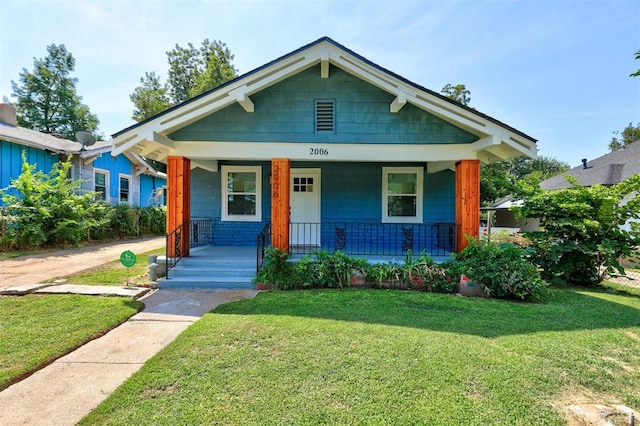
(481, 155, 570, 205)
(514, 175, 640, 286)
(10, 44, 101, 140)
(130, 72, 170, 122)
(130, 39, 237, 121)
(609, 122, 640, 151)
(0, 153, 109, 248)
(441, 83, 471, 106)
(631, 49, 640, 77)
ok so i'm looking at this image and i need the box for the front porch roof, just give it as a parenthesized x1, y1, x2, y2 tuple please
(112, 37, 537, 169)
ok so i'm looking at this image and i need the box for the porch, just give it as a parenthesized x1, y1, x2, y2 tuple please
(162, 218, 456, 289)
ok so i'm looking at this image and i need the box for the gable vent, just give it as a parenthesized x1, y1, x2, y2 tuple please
(315, 100, 335, 132)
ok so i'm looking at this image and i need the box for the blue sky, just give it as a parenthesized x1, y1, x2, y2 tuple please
(1, 0, 638, 167)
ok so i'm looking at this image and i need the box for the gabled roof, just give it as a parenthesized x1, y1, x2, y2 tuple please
(0, 121, 112, 156)
(112, 37, 537, 165)
(540, 141, 640, 190)
(0, 120, 165, 179)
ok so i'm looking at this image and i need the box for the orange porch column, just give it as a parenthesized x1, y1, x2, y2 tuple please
(271, 158, 290, 252)
(167, 156, 191, 257)
(455, 159, 480, 252)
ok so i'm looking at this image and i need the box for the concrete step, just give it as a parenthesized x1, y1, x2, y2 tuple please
(158, 277, 255, 290)
(169, 268, 255, 278)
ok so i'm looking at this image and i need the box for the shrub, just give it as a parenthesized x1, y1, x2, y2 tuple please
(515, 174, 640, 286)
(0, 154, 109, 249)
(454, 239, 548, 300)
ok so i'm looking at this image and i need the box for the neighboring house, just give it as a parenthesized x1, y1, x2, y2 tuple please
(0, 103, 166, 207)
(541, 141, 640, 232)
(488, 142, 640, 232)
(111, 37, 537, 258)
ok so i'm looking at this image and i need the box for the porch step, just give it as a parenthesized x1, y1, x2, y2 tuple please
(158, 258, 256, 290)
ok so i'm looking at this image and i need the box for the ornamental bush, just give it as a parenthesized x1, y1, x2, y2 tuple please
(454, 239, 548, 300)
(514, 174, 640, 286)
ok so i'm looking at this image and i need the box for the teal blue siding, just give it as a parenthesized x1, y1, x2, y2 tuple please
(1, 139, 59, 192)
(193, 161, 454, 248)
(191, 162, 271, 246)
(93, 154, 133, 200)
(170, 65, 478, 145)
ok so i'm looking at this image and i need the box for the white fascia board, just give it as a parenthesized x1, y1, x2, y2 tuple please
(169, 141, 479, 163)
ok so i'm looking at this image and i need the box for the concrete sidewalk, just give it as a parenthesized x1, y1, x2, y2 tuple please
(0, 236, 165, 290)
(0, 288, 259, 426)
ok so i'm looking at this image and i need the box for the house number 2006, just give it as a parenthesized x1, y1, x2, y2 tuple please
(309, 148, 329, 156)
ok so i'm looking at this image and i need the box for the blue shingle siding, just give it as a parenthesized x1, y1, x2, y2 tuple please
(92, 154, 133, 201)
(139, 174, 166, 207)
(1, 139, 59, 193)
(170, 65, 478, 145)
(191, 161, 272, 246)
(193, 160, 455, 251)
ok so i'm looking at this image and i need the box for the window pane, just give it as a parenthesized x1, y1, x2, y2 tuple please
(228, 195, 256, 215)
(95, 173, 105, 186)
(387, 173, 416, 194)
(228, 172, 256, 193)
(120, 177, 129, 190)
(388, 195, 417, 217)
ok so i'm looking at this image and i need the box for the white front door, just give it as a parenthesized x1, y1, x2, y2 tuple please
(290, 168, 321, 247)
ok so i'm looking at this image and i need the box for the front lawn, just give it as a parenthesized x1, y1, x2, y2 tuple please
(0, 294, 142, 390)
(81, 288, 640, 425)
(45, 248, 164, 286)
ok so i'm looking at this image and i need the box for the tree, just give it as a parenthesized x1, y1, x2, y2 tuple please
(10, 44, 101, 140)
(131, 39, 237, 121)
(129, 72, 170, 122)
(480, 155, 570, 205)
(609, 122, 640, 151)
(631, 49, 640, 77)
(441, 83, 471, 106)
(514, 175, 640, 286)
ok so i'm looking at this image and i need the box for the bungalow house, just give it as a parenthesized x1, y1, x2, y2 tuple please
(111, 37, 537, 261)
(0, 104, 166, 207)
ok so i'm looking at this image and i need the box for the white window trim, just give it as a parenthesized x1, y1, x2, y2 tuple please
(119, 173, 132, 205)
(221, 165, 262, 222)
(94, 168, 109, 202)
(381, 166, 423, 224)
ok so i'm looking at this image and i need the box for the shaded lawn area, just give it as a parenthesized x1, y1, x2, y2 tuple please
(45, 248, 164, 286)
(0, 294, 142, 390)
(81, 288, 640, 425)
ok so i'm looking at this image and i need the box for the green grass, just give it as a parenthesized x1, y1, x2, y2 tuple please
(0, 294, 142, 390)
(46, 248, 165, 286)
(603, 280, 640, 297)
(80, 288, 640, 425)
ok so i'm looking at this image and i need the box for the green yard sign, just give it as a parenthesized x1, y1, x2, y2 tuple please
(120, 250, 136, 288)
(120, 250, 137, 267)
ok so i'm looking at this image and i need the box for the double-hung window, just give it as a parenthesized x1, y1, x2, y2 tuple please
(382, 167, 423, 223)
(94, 169, 109, 201)
(119, 174, 131, 204)
(222, 166, 262, 222)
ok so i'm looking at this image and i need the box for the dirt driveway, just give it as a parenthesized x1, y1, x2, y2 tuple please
(0, 237, 164, 290)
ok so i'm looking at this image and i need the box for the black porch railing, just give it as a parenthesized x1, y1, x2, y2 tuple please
(256, 220, 455, 270)
(289, 221, 455, 256)
(165, 218, 212, 278)
(256, 222, 272, 272)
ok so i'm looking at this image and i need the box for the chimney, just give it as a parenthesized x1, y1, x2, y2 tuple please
(581, 158, 591, 170)
(0, 103, 18, 126)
